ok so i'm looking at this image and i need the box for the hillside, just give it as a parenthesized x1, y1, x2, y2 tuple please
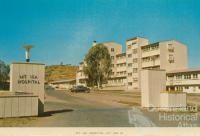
(45, 65, 79, 82)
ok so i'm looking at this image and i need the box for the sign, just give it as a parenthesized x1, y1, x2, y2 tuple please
(10, 62, 45, 114)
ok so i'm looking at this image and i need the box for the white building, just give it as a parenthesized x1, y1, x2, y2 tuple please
(166, 68, 200, 93)
(76, 36, 199, 93)
(50, 79, 76, 90)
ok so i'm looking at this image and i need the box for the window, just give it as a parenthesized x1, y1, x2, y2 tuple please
(128, 82, 132, 86)
(133, 58, 137, 63)
(133, 68, 137, 73)
(111, 48, 114, 52)
(142, 57, 151, 62)
(168, 54, 175, 63)
(176, 75, 182, 79)
(111, 64, 114, 67)
(128, 54, 132, 58)
(168, 44, 174, 52)
(167, 75, 174, 80)
(111, 56, 114, 60)
(193, 74, 198, 79)
(151, 45, 159, 50)
(128, 63, 132, 67)
(185, 86, 189, 89)
(184, 74, 191, 79)
(132, 42, 137, 45)
(198, 86, 200, 89)
(128, 45, 131, 49)
(128, 73, 132, 76)
(133, 49, 137, 54)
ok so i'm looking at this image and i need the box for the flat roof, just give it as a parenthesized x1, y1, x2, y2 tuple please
(141, 42, 159, 48)
(50, 79, 76, 84)
(167, 68, 200, 74)
(126, 36, 148, 42)
(98, 41, 122, 46)
(12, 62, 45, 65)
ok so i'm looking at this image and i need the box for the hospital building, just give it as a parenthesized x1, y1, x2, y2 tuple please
(76, 37, 200, 93)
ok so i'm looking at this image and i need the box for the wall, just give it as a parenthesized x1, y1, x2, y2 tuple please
(160, 40, 188, 71)
(0, 94, 38, 118)
(10, 62, 45, 114)
(160, 92, 186, 110)
(141, 69, 166, 107)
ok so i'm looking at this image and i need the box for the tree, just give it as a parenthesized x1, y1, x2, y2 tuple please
(83, 44, 112, 89)
(0, 60, 10, 89)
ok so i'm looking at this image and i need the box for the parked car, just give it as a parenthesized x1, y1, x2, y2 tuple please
(70, 85, 90, 93)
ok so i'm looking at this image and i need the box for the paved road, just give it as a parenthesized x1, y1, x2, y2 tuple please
(31, 89, 136, 127)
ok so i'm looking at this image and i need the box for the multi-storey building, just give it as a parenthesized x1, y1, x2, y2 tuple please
(107, 52, 127, 89)
(125, 37, 188, 90)
(76, 41, 122, 86)
(126, 37, 149, 90)
(166, 68, 200, 93)
(76, 36, 199, 93)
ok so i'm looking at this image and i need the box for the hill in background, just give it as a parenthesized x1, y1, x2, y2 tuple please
(45, 65, 79, 82)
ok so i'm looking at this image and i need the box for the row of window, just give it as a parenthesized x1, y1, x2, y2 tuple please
(174, 74, 199, 80)
(116, 71, 126, 75)
(116, 63, 126, 67)
(168, 74, 199, 80)
(142, 45, 159, 52)
(109, 79, 125, 83)
(173, 86, 200, 91)
(114, 63, 138, 67)
(127, 42, 137, 49)
(142, 55, 160, 62)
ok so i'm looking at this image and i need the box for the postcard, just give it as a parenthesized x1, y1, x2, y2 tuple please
(0, 0, 199, 135)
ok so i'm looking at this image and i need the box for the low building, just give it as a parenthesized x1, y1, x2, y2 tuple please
(166, 68, 200, 93)
(50, 79, 76, 90)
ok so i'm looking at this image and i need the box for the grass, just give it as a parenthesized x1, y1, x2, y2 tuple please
(0, 117, 37, 127)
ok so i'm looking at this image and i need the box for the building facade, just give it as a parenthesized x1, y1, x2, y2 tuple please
(125, 38, 188, 90)
(76, 36, 199, 93)
(166, 68, 200, 93)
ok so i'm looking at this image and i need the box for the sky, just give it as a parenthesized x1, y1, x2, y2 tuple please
(0, 0, 200, 67)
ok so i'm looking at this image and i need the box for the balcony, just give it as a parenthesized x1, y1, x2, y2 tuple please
(142, 59, 160, 68)
(141, 49, 160, 58)
(116, 58, 126, 64)
(166, 79, 200, 86)
(116, 66, 127, 72)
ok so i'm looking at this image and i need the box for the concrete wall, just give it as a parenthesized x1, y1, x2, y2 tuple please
(160, 92, 186, 110)
(160, 40, 188, 71)
(0, 95, 38, 118)
(141, 69, 166, 107)
(10, 62, 45, 113)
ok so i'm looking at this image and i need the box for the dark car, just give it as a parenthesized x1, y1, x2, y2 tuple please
(70, 85, 90, 93)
